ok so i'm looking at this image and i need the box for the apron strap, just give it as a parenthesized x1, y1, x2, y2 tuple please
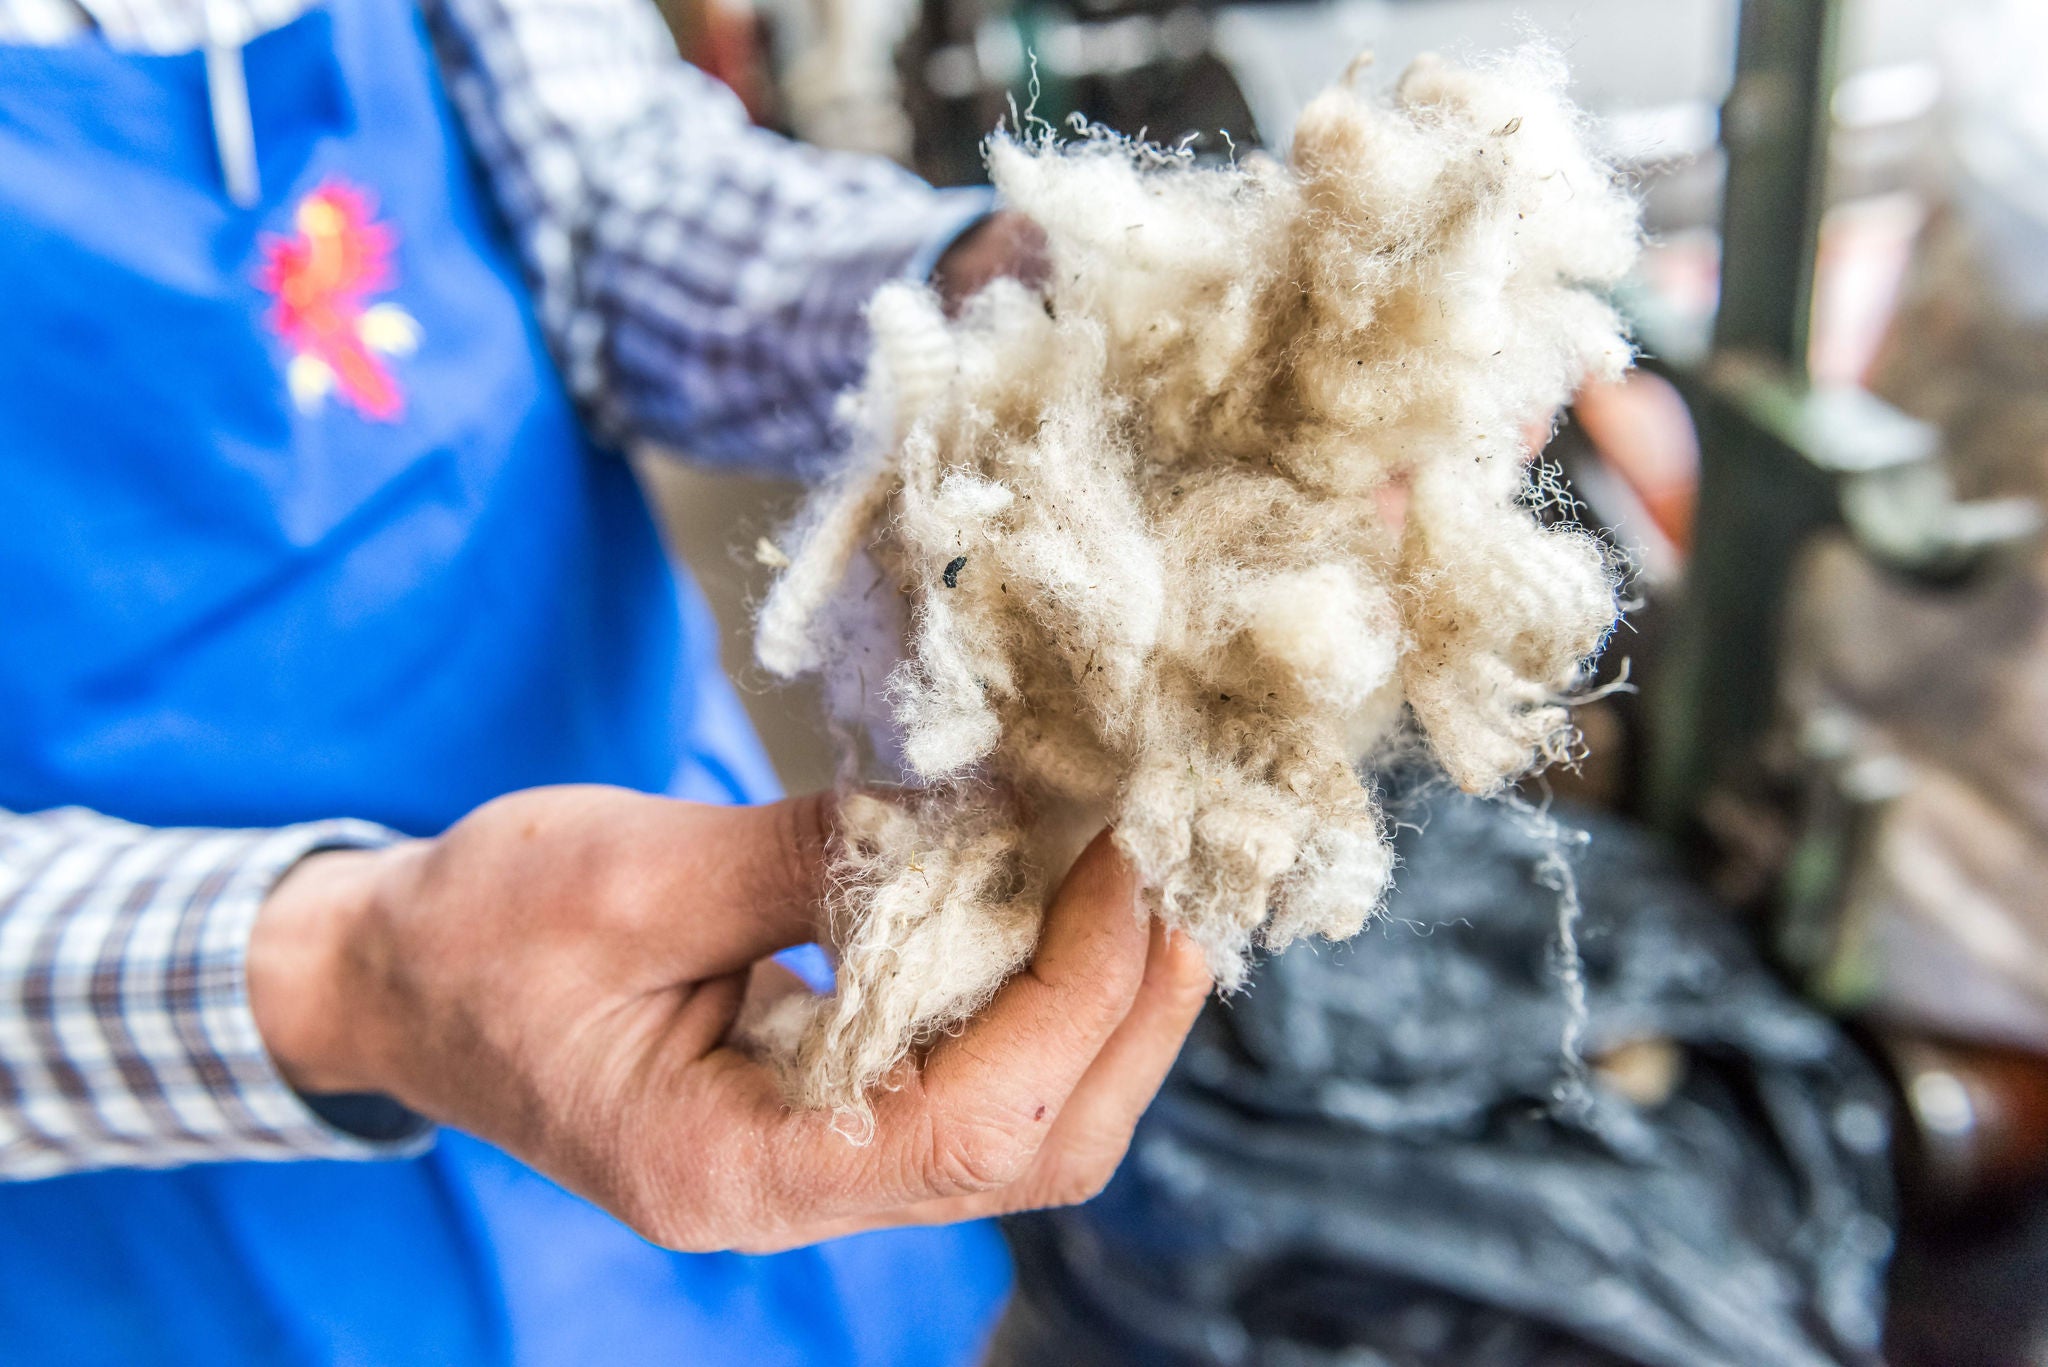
(202, 0, 261, 206)
(51, 0, 261, 205)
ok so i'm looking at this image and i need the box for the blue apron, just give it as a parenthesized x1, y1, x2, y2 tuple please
(0, 0, 1010, 1360)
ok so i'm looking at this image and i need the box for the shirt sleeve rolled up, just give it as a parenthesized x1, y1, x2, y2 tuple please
(424, 0, 990, 475)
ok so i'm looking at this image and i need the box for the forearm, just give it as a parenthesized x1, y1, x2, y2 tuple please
(0, 781, 1206, 1247)
(0, 807, 427, 1181)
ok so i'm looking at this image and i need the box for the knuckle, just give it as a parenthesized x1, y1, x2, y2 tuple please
(591, 884, 653, 938)
(644, 1221, 731, 1255)
(923, 1111, 1034, 1197)
(773, 793, 833, 913)
(784, 791, 834, 863)
(613, 1181, 692, 1250)
(610, 1142, 753, 1255)
(581, 841, 657, 935)
(608, 1158, 682, 1243)
(629, 1207, 701, 1252)
(625, 1188, 735, 1255)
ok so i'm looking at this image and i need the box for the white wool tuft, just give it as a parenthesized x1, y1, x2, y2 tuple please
(751, 47, 1637, 1119)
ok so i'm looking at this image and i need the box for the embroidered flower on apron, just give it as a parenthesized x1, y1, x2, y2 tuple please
(256, 179, 420, 419)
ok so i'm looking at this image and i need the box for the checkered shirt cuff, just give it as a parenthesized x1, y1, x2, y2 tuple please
(0, 808, 431, 1181)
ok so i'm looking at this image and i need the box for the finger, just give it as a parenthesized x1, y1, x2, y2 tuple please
(917, 829, 1151, 1127)
(721, 831, 1149, 1224)
(663, 972, 752, 1058)
(668, 792, 836, 978)
(810, 830, 1152, 1208)
(608, 972, 754, 1113)
(765, 920, 1211, 1247)
(645, 831, 1153, 1247)
(1020, 918, 1210, 1193)
(933, 211, 1050, 313)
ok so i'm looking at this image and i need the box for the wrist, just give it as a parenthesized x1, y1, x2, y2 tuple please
(249, 841, 413, 1098)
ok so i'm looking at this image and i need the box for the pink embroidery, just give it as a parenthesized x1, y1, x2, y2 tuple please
(256, 180, 420, 421)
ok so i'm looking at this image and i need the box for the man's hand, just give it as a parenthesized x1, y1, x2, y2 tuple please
(247, 786, 1209, 1252)
(931, 210, 1050, 315)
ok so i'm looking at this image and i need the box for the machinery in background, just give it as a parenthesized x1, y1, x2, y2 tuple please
(1577, 3, 2048, 1361)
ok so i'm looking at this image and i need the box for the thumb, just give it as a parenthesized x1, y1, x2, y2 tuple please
(667, 791, 835, 979)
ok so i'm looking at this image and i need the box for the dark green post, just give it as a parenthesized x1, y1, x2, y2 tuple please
(1646, 0, 1848, 833)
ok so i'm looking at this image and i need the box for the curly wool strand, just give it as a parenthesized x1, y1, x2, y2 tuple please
(752, 47, 1638, 1122)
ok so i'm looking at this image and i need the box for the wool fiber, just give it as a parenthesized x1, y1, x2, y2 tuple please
(751, 48, 1638, 1123)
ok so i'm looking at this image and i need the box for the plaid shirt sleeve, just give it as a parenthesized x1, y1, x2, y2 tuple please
(423, 0, 991, 475)
(0, 807, 430, 1181)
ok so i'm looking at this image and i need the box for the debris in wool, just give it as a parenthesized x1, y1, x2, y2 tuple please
(750, 47, 1639, 1123)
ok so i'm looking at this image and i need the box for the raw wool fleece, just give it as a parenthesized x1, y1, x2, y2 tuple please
(751, 47, 1639, 1124)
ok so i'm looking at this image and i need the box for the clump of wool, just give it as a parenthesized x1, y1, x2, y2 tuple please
(750, 47, 1638, 1122)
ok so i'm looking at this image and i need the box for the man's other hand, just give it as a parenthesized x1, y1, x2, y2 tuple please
(931, 210, 1050, 315)
(247, 787, 1209, 1252)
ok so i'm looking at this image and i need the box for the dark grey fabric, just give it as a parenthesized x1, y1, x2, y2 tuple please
(995, 784, 1896, 1367)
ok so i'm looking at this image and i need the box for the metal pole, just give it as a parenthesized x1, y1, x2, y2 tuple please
(1646, 0, 1846, 832)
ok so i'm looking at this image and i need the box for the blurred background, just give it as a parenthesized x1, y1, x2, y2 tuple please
(642, 0, 2048, 1361)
